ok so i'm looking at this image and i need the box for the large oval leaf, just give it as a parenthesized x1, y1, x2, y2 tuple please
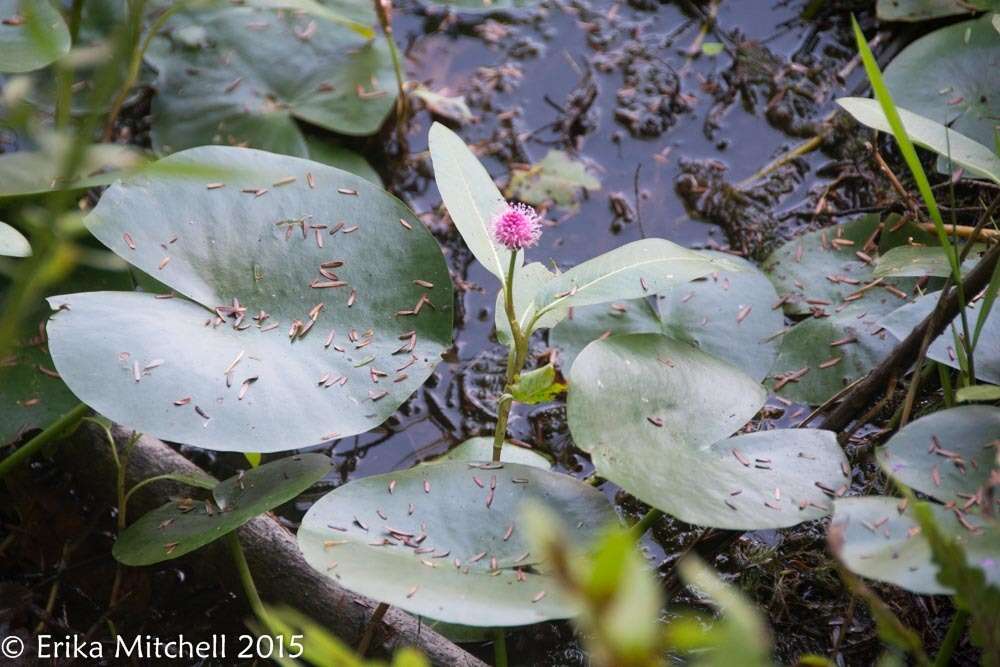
(46, 146, 453, 452)
(881, 291, 1000, 384)
(433, 437, 551, 469)
(567, 333, 846, 529)
(877, 406, 1000, 506)
(0, 0, 70, 73)
(428, 122, 514, 283)
(114, 453, 332, 565)
(830, 496, 1000, 595)
(550, 254, 782, 382)
(146, 6, 395, 156)
(884, 15, 1000, 153)
(297, 461, 617, 627)
(876, 0, 999, 23)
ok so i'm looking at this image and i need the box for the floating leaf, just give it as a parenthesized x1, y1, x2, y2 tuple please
(0, 222, 30, 257)
(881, 290, 1000, 384)
(762, 214, 922, 317)
(0, 0, 70, 73)
(529, 240, 738, 331)
(429, 122, 514, 283)
(877, 406, 1000, 505)
(884, 15, 1000, 160)
(113, 453, 331, 565)
(551, 253, 782, 382)
(420, 0, 538, 12)
(876, 0, 999, 22)
(569, 334, 845, 529)
(701, 41, 725, 56)
(146, 6, 395, 156)
(838, 97, 1000, 184)
(302, 136, 382, 185)
(830, 496, 1000, 595)
(297, 462, 617, 627)
(411, 85, 475, 124)
(510, 363, 565, 404)
(431, 437, 551, 469)
(1, 265, 131, 446)
(506, 150, 600, 209)
(46, 146, 453, 453)
(767, 301, 901, 405)
(874, 245, 984, 279)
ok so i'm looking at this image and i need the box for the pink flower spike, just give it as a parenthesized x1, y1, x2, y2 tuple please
(491, 202, 542, 251)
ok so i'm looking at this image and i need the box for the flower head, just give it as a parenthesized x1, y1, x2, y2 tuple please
(491, 202, 542, 251)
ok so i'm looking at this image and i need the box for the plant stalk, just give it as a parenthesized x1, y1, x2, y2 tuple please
(227, 531, 269, 626)
(631, 509, 663, 539)
(493, 252, 528, 462)
(932, 609, 968, 667)
(0, 402, 89, 480)
(493, 630, 508, 667)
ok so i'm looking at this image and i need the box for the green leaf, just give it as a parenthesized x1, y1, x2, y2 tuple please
(113, 453, 332, 565)
(510, 363, 564, 404)
(1, 264, 132, 446)
(762, 213, 921, 317)
(428, 122, 514, 283)
(957, 384, 1000, 402)
(506, 150, 601, 209)
(881, 291, 1000, 384)
(876, 0, 999, 22)
(912, 501, 1000, 658)
(302, 137, 382, 186)
(701, 41, 725, 56)
(568, 333, 848, 529)
(874, 245, 984, 279)
(671, 557, 772, 667)
(830, 496, 1000, 595)
(0, 142, 145, 198)
(495, 262, 564, 344)
(0, 222, 30, 257)
(883, 14, 1000, 161)
(45, 146, 453, 453)
(530, 239, 738, 329)
(430, 437, 551, 469)
(0, 0, 70, 73)
(297, 461, 617, 627)
(768, 301, 901, 405)
(838, 97, 1000, 184)
(146, 6, 395, 156)
(877, 406, 1000, 505)
(244, 452, 262, 468)
(420, 0, 537, 11)
(551, 253, 783, 382)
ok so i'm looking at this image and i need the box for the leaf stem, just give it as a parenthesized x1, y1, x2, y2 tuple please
(631, 508, 663, 539)
(932, 609, 968, 667)
(493, 629, 508, 667)
(0, 402, 89, 480)
(494, 252, 527, 462)
(227, 531, 269, 625)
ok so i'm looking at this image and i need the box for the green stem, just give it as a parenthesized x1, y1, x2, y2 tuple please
(493, 629, 508, 667)
(227, 531, 269, 625)
(0, 402, 89, 480)
(631, 509, 663, 539)
(933, 609, 968, 667)
(493, 251, 527, 463)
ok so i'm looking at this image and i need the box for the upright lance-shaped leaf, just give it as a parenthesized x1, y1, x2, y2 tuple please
(428, 122, 514, 283)
(297, 462, 617, 627)
(528, 240, 738, 331)
(0, 222, 30, 257)
(114, 454, 332, 565)
(877, 406, 1000, 506)
(838, 97, 1000, 184)
(46, 146, 453, 453)
(0, 0, 70, 73)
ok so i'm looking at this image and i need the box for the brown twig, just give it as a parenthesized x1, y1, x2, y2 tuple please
(821, 242, 1000, 433)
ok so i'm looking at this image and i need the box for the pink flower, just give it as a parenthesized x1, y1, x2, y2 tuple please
(491, 202, 542, 251)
